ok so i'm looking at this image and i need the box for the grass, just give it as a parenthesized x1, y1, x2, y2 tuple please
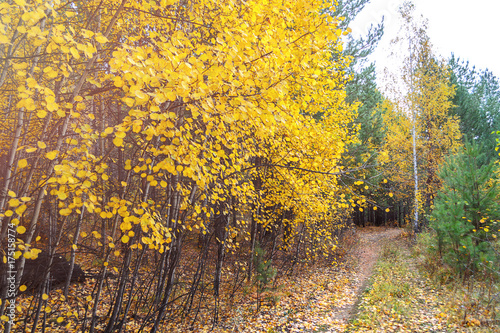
(347, 231, 500, 332)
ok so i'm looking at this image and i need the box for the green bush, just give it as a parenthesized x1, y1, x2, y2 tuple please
(253, 243, 277, 309)
(430, 141, 500, 275)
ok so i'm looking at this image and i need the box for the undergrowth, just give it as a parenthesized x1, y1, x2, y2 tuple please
(347, 231, 500, 332)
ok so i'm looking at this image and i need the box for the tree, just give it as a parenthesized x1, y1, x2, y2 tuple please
(333, 0, 384, 69)
(431, 142, 500, 275)
(379, 1, 461, 233)
(449, 55, 500, 163)
(0, 0, 357, 331)
(329, 0, 390, 225)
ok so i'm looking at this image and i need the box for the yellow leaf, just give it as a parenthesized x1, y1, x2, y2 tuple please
(56, 317, 64, 323)
(42, 294, 49, 300)
(8, 190, 16, 197)
(17, 226, 26, 234)
(26, 78, 37, 88)
(113, 77, 124, 88)
(15, 204, 26, 215)
(81, 29, 94, 38)
(166, 91, 176, 101)
(115, 131, 126, 138)
(18, 159, 28, 168)
(59, 208, 72, 216)
(123, 98, 135, 107)
(95, 35, 108, 44)
(113, 137, 123, 147)
(36, 110, 47, 118)
(45, 151, 58, 160)
(70, 47, 80, 59)
(37, 141, 46, 149)
(8, 198, 20, 207)
(14, 0, 26, 5)
(19, 285, 27, 292)
(121, 235, 130, 243)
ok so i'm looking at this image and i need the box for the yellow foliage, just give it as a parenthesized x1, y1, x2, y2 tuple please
(0, 0, 358, 330)
(380, 36, 462, 212)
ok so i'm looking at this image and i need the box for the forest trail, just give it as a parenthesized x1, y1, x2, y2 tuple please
(239, 226, 404, 332)
(332, 226, 404, 329)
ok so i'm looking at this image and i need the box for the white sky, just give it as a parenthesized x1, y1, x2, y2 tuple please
(349, 0, 500, 80)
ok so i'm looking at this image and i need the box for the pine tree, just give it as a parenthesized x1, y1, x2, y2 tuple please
(431, 142, 500, 274)
(449, 55, 500, 163)
(253, 243, 277, 310)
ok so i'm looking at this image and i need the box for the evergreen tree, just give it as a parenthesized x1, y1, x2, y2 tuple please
(449, 55, 500, 163)
(253, 243, 277, 310)
(333, 1, 387, 218)
(431, 142, 500, 274)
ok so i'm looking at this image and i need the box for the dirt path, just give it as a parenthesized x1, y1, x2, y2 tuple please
(229, 226, 404, 332)
(331, 227, 403, 328)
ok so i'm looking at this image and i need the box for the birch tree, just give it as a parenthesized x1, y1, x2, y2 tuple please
(0, 0, 357, 331)
(379, 1, 461, 233)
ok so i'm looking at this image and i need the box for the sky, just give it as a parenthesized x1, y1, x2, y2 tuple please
(349, 0, 500, 80)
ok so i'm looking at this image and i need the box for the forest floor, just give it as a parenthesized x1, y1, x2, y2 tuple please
(346, 228, 499, 333)
(213, 226, 405, 332)
(222, 226, 499, 332)
(338, 226, 404, 326)
(9, 229, 498, 332)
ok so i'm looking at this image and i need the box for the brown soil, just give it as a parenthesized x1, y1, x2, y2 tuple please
(331, 226, 403, 327)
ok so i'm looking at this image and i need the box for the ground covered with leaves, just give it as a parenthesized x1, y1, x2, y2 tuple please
(10, 228, 499, 332)
(347, 232, 500, 333)
(197, 227, 403, 333)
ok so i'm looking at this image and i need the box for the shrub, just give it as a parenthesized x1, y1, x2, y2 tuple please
(253, 243, 277, 309)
